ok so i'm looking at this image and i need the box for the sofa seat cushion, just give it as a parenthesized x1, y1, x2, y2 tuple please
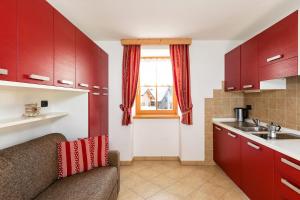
(35, 167, 118, 200)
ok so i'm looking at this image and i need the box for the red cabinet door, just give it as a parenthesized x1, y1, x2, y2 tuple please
(222, 130, 241, 187)
(89, 92, 101, 137)
(75, 29, 92, 89)
(213, 125, 225, 167)
(275, 152, 300, 200)
(258, 11, 298, 81)
(241, 37, 259, 90)
(54, 10, 76, 88)
(241, 138, 275, 200)
(18, 0, 54, 85)
(225, 46, 241, 91)
(0, 0, 17, 81)
(100, 50, 109, 135)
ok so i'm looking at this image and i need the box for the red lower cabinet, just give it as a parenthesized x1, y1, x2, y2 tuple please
(213, 125, 224, 167)
(241, 138, 275, 200)
(222, 130, 241, 187)
(275, 152, 300, 200)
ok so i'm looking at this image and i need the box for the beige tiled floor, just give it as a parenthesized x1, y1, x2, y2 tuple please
(118, 161, 248, 200)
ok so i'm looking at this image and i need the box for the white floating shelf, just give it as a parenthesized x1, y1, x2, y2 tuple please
(0, 80, 89, 93)
(0, 112, 68, 129)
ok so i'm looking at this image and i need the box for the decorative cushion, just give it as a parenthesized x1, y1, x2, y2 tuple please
(57, 139, 92, 178)
(89, 135, 109, 168)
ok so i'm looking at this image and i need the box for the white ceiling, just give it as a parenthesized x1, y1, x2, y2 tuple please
(47, 0, 300, 41)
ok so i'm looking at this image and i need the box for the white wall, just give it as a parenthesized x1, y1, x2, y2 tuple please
(97, 40, 240, 161)
(0, 86, 88, 149)
(133, 119, 179, 157)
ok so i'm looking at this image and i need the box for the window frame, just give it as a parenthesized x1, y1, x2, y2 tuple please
(135, 56, 178, 118)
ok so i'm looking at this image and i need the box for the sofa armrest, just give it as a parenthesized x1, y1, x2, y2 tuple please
(108, 150, 120, 168)
(108, 150, 120, 193)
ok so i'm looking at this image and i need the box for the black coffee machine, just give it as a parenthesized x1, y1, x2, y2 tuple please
(234, 107, 249, 122)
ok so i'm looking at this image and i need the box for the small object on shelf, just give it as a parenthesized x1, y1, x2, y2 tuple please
(23, 103, 41, 117)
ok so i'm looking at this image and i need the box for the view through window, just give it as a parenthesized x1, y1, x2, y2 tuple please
(136, 47, 177, 116)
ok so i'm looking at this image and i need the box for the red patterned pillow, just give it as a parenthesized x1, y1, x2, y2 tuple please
(89, 135, 109, 168)
(57, 138, 92, 178)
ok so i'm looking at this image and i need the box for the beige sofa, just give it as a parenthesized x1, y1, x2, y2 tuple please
(0, 133, 120, 200)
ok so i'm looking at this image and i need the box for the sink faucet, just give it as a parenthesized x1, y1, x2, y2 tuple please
(252, 118, 260, 126)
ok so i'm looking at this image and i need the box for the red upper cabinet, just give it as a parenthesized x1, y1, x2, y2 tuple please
(241, 137, 275, 200)
(18, 0, 54, 85)
(241, 37, 259, 90)
(54, 10, 76, 88)
(75, 29, 93, 89)
(258, 11, 298, 81)
(0, 0, 17, 81)
(225, 46, 241, 91)
(100, 50, 109, 135)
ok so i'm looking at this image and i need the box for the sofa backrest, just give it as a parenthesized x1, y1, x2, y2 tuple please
(0, 133, 66, 200)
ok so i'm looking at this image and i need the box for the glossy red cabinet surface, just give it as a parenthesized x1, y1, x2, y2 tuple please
(0, 0, 17, 81)
(225, 46, 241, 91)
(223, 130, 241, 187)
(75, 30, 93, 89)
(275, 152, 300, 200)
(54, 10, 76, 88)
(258, 11, 298, 81)
(241, 138, 274, 200)
(241, 37, 259, 90)
(100, 51, 109, 135)
(213, 126, 241, 187)
(18, 0, 54, 85)
(89, 92, 101, 137)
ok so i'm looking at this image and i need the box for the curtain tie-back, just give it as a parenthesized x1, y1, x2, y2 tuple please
(181, 105, 193, 115)
(119, 104, 131, 114)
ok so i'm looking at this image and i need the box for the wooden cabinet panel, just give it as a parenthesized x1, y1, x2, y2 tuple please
(241, 138, 275, 200)
(258, 11, 298, 80)
(0, 0, 17, 81)
(54, 10, 76, 88)
(241, 37, 259, 90)
(89, 92, 101, 137)
(18, 0, 54, 85)
(275, 152, 300, 200)
(213, 125, 225, 168)
(222, 130, 241, 187)
(100, 50, 109, 135)
(225, 46, 241, 91)
(75, 29, 93, 89)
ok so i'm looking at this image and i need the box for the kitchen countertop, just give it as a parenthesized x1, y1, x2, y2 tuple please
(213, 118, 300, 161)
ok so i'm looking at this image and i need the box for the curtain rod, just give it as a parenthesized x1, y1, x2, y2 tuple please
(121, 38, 192, 45)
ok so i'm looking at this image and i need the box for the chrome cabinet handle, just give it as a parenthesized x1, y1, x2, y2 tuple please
(102, 87, 108, 90)
(228, 132, 237, 138)
(0, 68, 8, 75)
(92, 92, 100, 96)
(247, 142, 260, 150)
(78, 83, 89, 88)
(281, 158, 300, 171)
(243, 85, 253, 89)
(281, 178, 300, 194)
(93, 86, 100, 89)
(29, 74, 50, 81)
(102, 93, 108, 96)
(227, 87, 235, 90)
(58, 80, 73, 85)
(267, 55, 283, 63)
(215, 126, 222, 131)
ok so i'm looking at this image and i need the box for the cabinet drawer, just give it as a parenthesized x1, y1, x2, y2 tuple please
(276, 153, 300, 185)
(275, 174, 300, 200)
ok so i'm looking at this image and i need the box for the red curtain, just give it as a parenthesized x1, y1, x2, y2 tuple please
(170, 44, 193, 125)
(120, 45, 141, 125)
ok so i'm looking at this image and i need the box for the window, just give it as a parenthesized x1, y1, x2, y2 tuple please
(135, 47, 178, 118)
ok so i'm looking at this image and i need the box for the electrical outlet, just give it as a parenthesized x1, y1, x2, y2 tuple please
(41, 100, 48, 108)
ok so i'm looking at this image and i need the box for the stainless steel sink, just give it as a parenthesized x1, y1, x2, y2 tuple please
(251, 133, 300, 140)
(240, 126, 268, 132)
(222, 122, 268, 132)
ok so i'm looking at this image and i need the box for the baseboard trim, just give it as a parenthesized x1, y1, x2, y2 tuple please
(120, 156, 216, 166)
(134, 156, 179, 161)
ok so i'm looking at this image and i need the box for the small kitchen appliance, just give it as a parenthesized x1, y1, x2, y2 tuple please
(234, 107, 249, 122)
